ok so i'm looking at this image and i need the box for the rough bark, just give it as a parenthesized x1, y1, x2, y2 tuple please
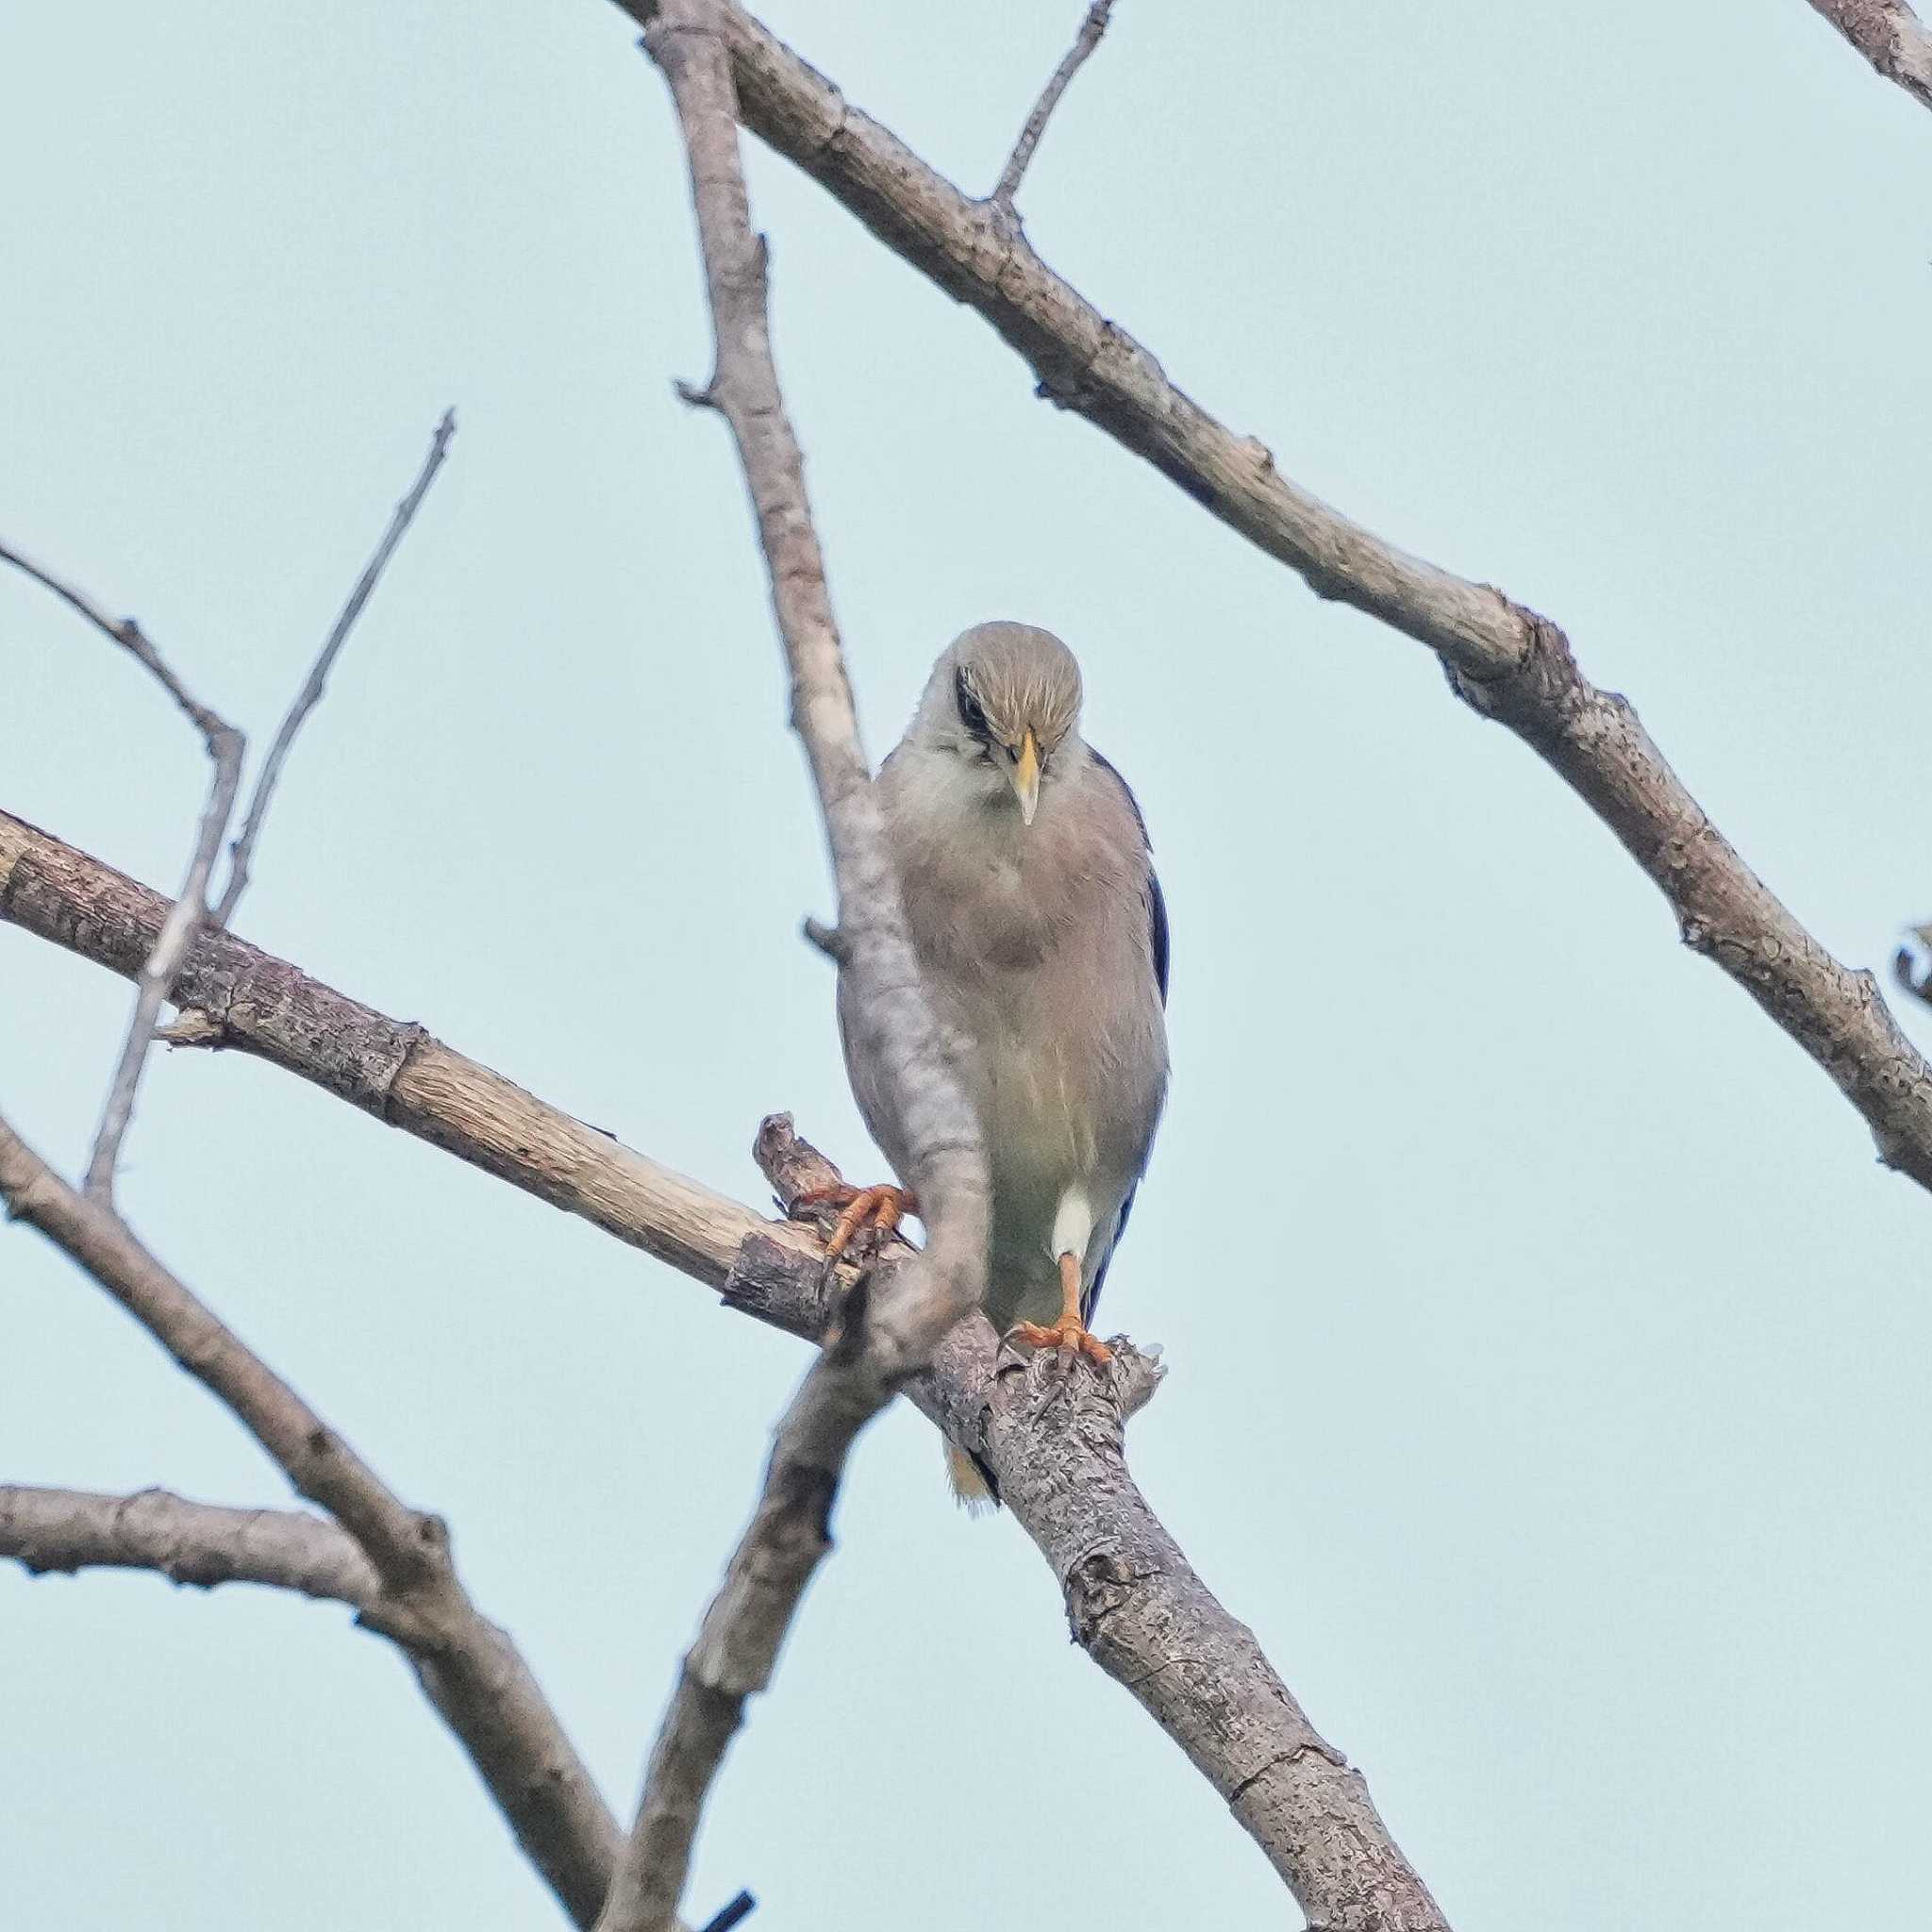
(2, 808, 1442, 1927)
(1, 808, 769, 1285)
(752, 1120, 1451, 1932)
(1805, 0, 1932, 110)
(608, 0, 1932, 1197)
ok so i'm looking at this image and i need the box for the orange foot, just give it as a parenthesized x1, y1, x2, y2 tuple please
(791, 1182, 918, 1268)
(1008, 1312, 1113, 1369)
(1008, 1250, 1113, 1368)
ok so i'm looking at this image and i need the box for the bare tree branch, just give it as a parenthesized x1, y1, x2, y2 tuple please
(212, 408, 458, 926)
(1804, 0, 1932, 111)
(2, 807, 779, 1284)
(0, 809, 1444, 1929)
(0, 539, 244, 1201)
(596, 8, 992, 1925)
(749, 1120, 1450, 1932)
(991, 0, 1115, 211)
(0, 1117, 621, 1926)
(0, 1484, 378, 1604)
(608, 0, 1932, 1199)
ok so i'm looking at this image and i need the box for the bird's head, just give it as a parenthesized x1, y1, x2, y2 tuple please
(911, 622, 1083, 826)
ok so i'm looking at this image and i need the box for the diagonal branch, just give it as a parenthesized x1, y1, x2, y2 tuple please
(607, 0, 1932, 1198)
(990, 0, 1115, 210)
(1803, 0, 1932, 112)
(596, 7, 991, 1927)
(212, 408, 458, 926)
(0, 539, 244, 1201)
(0, 808, 1445, 1929)
(0, 1115, 621, 1927)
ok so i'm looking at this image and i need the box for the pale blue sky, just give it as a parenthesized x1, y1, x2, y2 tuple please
(4, 4, 1929, 1928)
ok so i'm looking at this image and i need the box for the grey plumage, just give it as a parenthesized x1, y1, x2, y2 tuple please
(839, 623, 1169, 1348)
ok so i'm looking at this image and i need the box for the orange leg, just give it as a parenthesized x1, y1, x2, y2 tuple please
(791, 1182, 918, 1267)
(1009, 1251, 1112, 1368)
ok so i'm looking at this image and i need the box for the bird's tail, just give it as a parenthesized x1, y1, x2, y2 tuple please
(944, 1441, 999, 1515)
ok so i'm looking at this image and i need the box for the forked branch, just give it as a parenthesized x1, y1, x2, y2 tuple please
(610, 0, 1932, 1197)
(0, 538, 243, 1200)
(0, 1114, 620, 1926)
(1, 808, 1448, 1929)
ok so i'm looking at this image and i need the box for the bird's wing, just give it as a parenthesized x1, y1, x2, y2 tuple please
(1081, 747, 1170, 1325)
(1086, 747, 1169, 1006)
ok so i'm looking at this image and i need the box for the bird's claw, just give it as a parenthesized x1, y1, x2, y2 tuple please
(790, 1181, 918, 1275)
(1007, 1314, 1113, 1372)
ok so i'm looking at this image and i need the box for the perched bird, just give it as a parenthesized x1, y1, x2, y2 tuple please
(812, 622, 1170, 1499)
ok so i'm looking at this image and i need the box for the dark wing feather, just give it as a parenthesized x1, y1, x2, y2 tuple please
(1081, 746, 1169, 1324)
(1086, 746, 1169, 1006)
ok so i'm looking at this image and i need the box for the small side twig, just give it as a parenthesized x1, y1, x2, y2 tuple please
(989, 0, 1116, 211)
(0, 537, 244, 1202)
(212, 408, 457, 926)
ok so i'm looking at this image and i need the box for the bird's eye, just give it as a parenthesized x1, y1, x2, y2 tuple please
(954, 668, 991, 743)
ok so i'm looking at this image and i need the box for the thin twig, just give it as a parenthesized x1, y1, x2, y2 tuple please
(990, 0, 1115, 210)
(0, 538, 245, 1201)
(212, 408, 457, 926)
(85, 733, 243, 1197)
(597, 8, 992, 1925)
(0, 1115, 622, 1925)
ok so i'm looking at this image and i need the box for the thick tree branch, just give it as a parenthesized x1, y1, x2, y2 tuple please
(598, 8, 991, 1927)
(0, 1117, 620, 1927)
(0, 809, 1443, 1928)
(213, 408, 458, 925)
(0, 539, 244, 1200)
(990, 0, 1115, 211)
(749, 1120, 1449, 1932)
(608, 0, 1932, 1198)
(1804, 0, 1932, 111)
(2, 808, 780, 1283)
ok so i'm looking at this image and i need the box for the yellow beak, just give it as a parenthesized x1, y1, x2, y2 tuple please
(1011, 727, 1041, 826)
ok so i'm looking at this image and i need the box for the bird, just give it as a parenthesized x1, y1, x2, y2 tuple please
(807, 621, 1170, 1503)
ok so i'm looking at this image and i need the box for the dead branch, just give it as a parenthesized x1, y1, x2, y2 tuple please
(750, 1120, 1449, 1932)
(607, 0, 1932, 1198)
(0, 1484, 377, 1604)
(0, 1115, 621, 1926)
(990, 0, 1115, 211)
(0, 808, 1444, 1928)
(0, 539, 244, 1200)
(1804, 0, 1932, 111)
(597, 7, 991, 1925)
(212, 408, 457, 925)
